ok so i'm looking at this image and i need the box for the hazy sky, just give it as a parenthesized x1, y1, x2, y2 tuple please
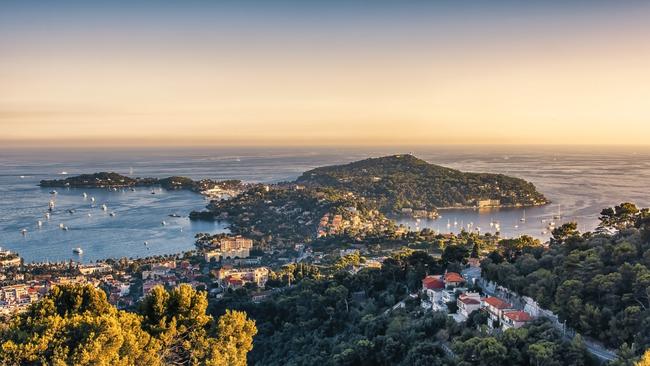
(1, 1, 650, 147)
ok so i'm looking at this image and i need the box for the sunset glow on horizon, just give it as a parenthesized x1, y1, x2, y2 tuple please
(2, 1, 650, 147)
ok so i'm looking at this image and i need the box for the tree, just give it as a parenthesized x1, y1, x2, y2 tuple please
(0, 284, 161, 366)
(140, 284, 256, 365)
(637, 349, 650, 366)
(551, 222, 579, 245)
(528, 341, 557, 366)
(0, 284, 257, 366)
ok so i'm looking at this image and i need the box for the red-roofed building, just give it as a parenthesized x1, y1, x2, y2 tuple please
(422, 275, 444, 291)
(483, 296, 514, 328)
(443, 272, 465, 288)
(457, 292, 481, 318)
(502, 310, 533, 330)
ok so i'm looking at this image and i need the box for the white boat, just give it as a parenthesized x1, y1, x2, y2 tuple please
(514, 224, 519, 229)
(101, 204, 107, 211)
(144, 241, 148, 246)
(520, 209, 526, 222)
(37, 220, 43, 227)
(91, 197, 95, 202)
(21, 228, 27, 235)
(45, 212, 50, 219)
(73, 247, 83, 254)
(88, 213, 92, 217)
(83, 192, 88, 198)
(161, 221, 167, 226)
(50, 190, 57, 195)
(109, 212, 116, 217)
(60, 171, 68, 175)
(59, 223, 65, 229)
(63, 226, 69, 231)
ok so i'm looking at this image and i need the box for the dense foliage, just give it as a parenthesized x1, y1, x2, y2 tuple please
(295, 154, 548, 212)
(482, 203, 650, 353)
(453, 320, 592, 366)
(0, 284, 256, 366)
(193, 185, 390, 245)
(39, 172, 245, 193)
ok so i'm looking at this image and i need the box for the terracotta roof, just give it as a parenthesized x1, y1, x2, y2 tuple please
(504, 311, 533, 322)
(483, 296, 512, 309)
(444, 272, 465, 283)
(422, 275, 444, 290)
(459, 297, 481, 305)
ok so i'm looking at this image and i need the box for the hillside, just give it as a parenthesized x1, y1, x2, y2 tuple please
(295, 154, 548, 213)
(39, 172, 246, 193)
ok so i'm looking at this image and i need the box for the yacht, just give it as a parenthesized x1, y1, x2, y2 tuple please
(73, 247, 83, 254)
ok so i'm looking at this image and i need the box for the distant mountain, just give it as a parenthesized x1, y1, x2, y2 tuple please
(295, 154, 548, 213)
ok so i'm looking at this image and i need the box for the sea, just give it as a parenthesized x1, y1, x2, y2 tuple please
(1, 146, 649, 263)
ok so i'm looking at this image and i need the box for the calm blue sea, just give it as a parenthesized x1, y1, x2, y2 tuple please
(1, 146, 649, 263)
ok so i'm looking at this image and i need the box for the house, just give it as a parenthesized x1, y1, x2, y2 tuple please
(443, 272, 465, 289)
(483, 296, 514, 328)
(457, 292, 481, 318)
(421, 275, 448, 311)
(502, 310, 533, 330)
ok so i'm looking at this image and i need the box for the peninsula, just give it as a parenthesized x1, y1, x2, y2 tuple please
(39, 172, 246, 196)
(295, 154, 549, 214)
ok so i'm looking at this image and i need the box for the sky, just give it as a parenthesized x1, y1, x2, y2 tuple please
(1, 1, 650, 147)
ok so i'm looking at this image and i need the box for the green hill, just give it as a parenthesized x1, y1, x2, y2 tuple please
(295, 154, 548, 213)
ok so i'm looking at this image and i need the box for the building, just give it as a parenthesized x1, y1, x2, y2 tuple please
(443, 272, 465, 289)
(502, 310, 534, 330)
(205, 236, 253, 261)
(78, 263, 112, 275)
(457, 292, 481, 318)
(477, 199, 501, 208)
(483, 296, 514, 328)
(214, 267, 270, 289)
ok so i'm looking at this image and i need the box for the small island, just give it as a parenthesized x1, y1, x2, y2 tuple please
(39, 172, 247, 197)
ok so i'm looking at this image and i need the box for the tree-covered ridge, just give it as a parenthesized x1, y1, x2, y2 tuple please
(39, 172, 246, 192)
(481, 203, 650, 353)
(0, 284, 256, 366)
(295, 154, 548, 213)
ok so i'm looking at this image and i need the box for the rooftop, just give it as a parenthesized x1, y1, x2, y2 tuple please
(483, 296, 512, 309)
